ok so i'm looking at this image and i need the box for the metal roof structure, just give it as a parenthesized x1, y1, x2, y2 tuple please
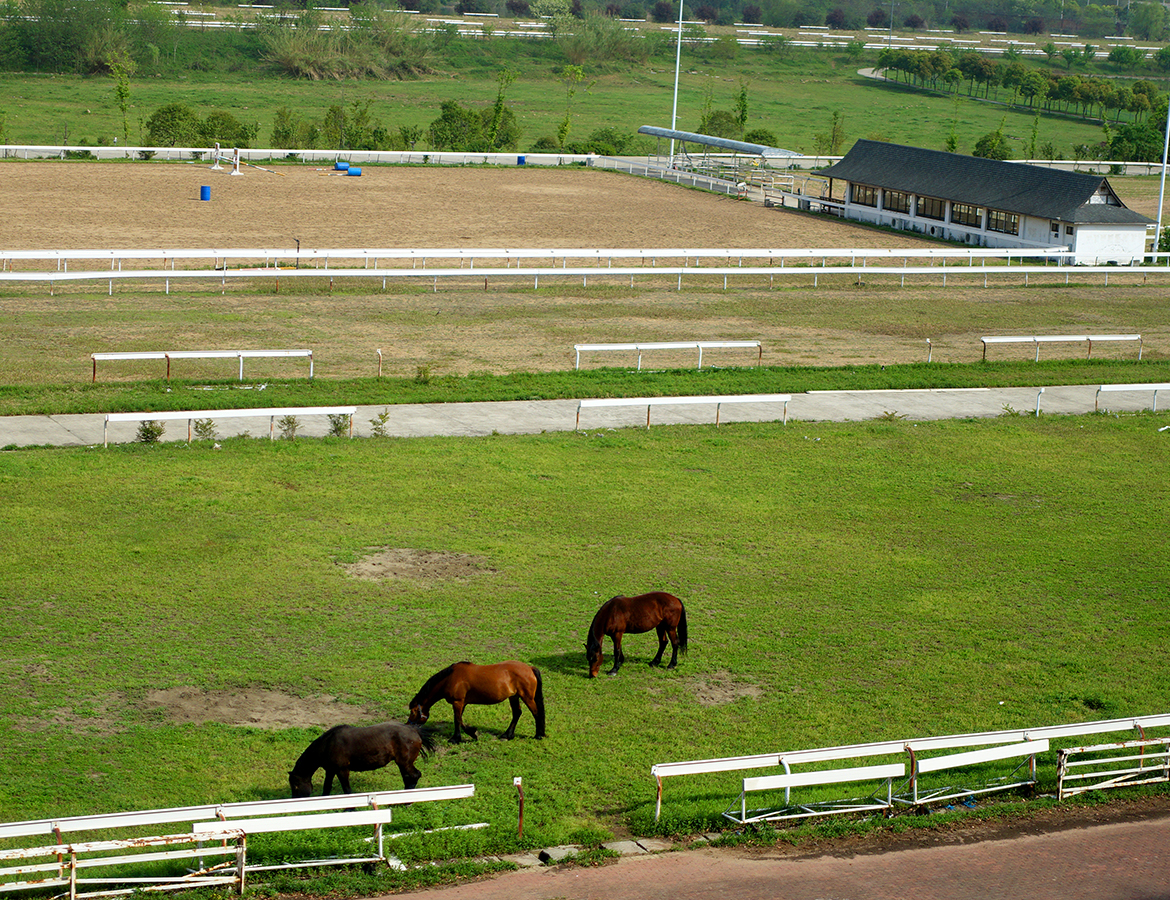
(637, 126, 801, 159)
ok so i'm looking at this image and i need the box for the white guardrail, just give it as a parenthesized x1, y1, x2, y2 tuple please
(1, 247, 1161, 296)
(0, 785, 479, 897)
(651, 713, 1170, 823)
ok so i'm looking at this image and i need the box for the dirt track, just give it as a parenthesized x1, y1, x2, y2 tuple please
(0, 160, 930, 250)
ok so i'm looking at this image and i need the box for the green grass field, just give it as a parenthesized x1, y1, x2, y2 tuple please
(2, 409, 1168, 875)
(0, 42, 1114, 157)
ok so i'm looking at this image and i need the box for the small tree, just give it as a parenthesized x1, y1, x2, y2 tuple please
(137, 420, 165, 444)
(987, 15, 1007, 32)
(903, 13, 924, 30)
(108, 50, 135, 144)
(1024, 17, 1044, 34)
(825, 7, 846, 28)
(950, 13, 968, 31)
(973, 119, 1009, 160)
(866, 8, 888, 27)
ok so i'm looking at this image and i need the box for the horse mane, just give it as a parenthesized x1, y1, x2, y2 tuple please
(586, 599, 615, 652)
(409, 662, 468, 708)
(292, 724, 348, 775)
(408, 724, 439, 755)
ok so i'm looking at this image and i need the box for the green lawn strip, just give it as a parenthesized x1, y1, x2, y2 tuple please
(1, 414, 1167, 859)
(1, 358, 1167, 417)
(0, 42, 1110, 156)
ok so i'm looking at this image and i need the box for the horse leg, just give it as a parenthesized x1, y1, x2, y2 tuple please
(337, 770, 353, 794)
(609, 633, 624, 676)
(502, 696, 521, 740)
(649, 624, 668, 667)
(322, 769, 336, 796)
(666, 625, 680, 669)
(451, 701, 477, 742)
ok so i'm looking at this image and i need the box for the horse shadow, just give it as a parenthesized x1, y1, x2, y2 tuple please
(528, 651, 588, 679)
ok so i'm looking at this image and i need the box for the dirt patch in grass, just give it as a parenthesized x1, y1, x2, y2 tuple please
(340, 547, 496, 582)
(145, 687, 377, 729)
(686, 672, 763, 706)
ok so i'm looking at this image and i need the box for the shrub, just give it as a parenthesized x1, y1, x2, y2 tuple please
(278, 415, 300, 440)
(370, 408, 391, 438)
(903, 13, 924, 29)
(136, 420, 165, 444)
(987, 15, 1007, 32)
(866, 8, 888, 27)
(825, 7, 846, 28)
(650, 0, 672, 22)
(193, 418, 218, 441)
(327, 414, 351, 438)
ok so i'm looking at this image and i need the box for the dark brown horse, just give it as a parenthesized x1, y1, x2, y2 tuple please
(585, 591, 688, 677)
(288, 722, 435, 796)
(407, 661, 546, 743)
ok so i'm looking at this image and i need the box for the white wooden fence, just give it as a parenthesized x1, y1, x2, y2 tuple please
(651, 713, 1170, 824)
(0, 785, 478, 898)
(573, 341, 762, 371)
(92, 350, 313, 382)
(103, 406, 356, 446)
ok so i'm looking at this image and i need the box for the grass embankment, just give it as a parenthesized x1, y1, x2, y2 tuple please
(2, 358, 1169, 418)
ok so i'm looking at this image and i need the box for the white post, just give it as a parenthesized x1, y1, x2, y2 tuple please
(668, 0, 685, 168)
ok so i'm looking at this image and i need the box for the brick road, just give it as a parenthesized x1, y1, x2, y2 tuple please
(390, 814, 1170, 900)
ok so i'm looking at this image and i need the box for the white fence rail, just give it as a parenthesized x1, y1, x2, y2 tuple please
(1057, 738, 1170, 799)
(981, 334, 1143, 362)
(0, 785, 478, 898)
(575, 394, 791, 430)
(574, 341, 762, 371)
(103, 406, 356, 446)
(652, 713, 1170, 823)
(1094, 383, 1170, 412)
(92, 349, 313, 382)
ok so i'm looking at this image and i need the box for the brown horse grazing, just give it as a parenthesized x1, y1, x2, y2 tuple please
(408, 661, 546, 743)
(288, 722, 435, 796)
(586, 591, 688, 678)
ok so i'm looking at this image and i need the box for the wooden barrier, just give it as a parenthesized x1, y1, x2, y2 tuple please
(92, 350, 313, 382)
(981, 334, 1142, 362)
(103, 406, 356, 446)
(1094, 382, 1170, 412)
(575, 394, 790, 430)
(573, 341, 762, 371)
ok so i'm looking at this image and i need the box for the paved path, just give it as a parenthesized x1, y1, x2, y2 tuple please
(391, 814, 1170, 900)
(1, 385, 1161, 447)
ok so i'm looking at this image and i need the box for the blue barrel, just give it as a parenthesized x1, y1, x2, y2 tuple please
(334, 161, 350, 171)
(200, 185, 210, 201)
(518, 155, 526, 165)
(346, 167, 362, 176)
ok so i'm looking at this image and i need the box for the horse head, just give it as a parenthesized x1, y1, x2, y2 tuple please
(407, 704, 429, 727)
(585, 634, 602, 678)
(288, 770, 313, 798)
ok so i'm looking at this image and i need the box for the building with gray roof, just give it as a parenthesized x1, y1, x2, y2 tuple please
(818, 140, 1151, 264)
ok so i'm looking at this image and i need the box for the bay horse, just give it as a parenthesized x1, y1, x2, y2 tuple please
(288, 722, 435, 796)
(586, 591, 688, 678)
(408, 661, 546, 743)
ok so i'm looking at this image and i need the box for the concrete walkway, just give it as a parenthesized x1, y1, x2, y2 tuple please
(0, 384, 1162, 448)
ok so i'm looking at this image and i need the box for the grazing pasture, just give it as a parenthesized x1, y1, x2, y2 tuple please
(1, 163, 1169, 875)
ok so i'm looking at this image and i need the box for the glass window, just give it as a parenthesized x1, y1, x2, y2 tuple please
(1050, 221, 1061, 235)
(918, 196, 946, 220)
(987, 209, 1020, 235)
(1066, 225, 1074, 235)
(885, 190, 911, 214)
(952, 203, 982, 228)
(852, 184, 878, 207)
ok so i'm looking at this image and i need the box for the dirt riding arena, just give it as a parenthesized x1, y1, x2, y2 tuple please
(0, 161, 932, 250)
(0, 160, 1164, 380)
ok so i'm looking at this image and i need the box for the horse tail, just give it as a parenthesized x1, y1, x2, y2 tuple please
(414, 726, 439, 755)
(531, 666, 546, 738)
(677, 602, 688, 654)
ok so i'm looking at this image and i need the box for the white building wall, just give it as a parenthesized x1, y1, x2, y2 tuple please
(1071, 224, 1148, 265)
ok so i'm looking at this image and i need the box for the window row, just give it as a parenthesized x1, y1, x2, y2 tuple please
(849, 184, 1020, 235)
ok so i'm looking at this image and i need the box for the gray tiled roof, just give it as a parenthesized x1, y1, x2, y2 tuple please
(820, 140, 1151, 225)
